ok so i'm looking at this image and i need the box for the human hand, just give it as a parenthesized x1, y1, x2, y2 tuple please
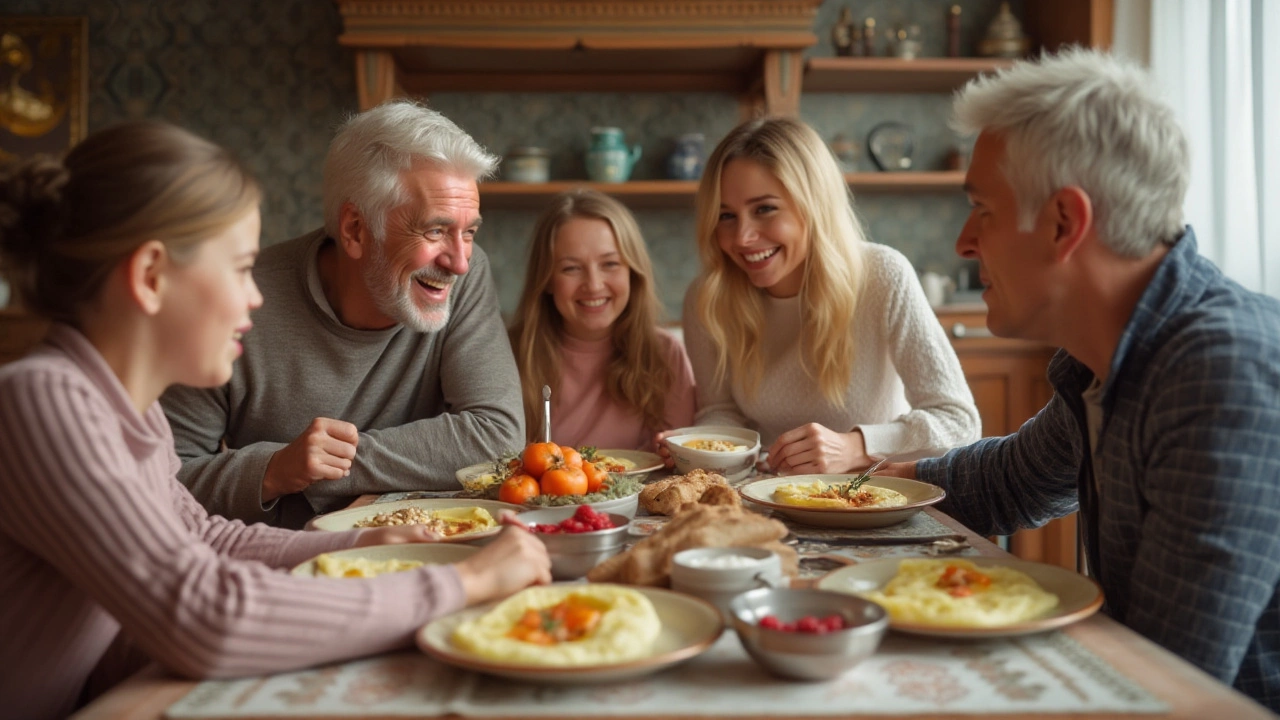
(767, 424, 873, 475)
(352, 524, 442, 547)
(262, 418, 359, 502)
(874, 461, 918, 480)
(654, 430, 676, 468)
(455, 524, 552, 605)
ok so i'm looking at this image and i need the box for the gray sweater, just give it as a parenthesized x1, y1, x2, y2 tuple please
(162, 229, 525, 528)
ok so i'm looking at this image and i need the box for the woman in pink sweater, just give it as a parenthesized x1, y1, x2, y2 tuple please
(0, 121, 550, 720)
(509, 189, 695, 450)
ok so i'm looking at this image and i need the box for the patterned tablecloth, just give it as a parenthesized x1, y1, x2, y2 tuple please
(166, 631, 1166, 717)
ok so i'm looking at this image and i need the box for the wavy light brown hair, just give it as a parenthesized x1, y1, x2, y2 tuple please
(0, 120, 260, 324)
(509, 188, 672, 441)
(692, 116, 867, 405)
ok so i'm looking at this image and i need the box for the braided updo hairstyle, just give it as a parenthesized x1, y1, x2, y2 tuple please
(0, 120, 260, 324)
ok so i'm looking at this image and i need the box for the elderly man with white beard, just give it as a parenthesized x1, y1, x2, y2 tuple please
(162, 101, 524, 528)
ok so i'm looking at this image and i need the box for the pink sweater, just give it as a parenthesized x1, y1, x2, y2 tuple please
(552, 329, 696, 450)
(0, 326, 465, 720)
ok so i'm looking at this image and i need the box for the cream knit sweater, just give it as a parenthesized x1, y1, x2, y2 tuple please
(683, 243, 980, 459)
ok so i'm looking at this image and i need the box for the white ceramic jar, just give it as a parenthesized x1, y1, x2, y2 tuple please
(671, 546, 786, 620)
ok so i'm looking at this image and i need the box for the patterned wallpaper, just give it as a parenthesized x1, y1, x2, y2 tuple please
(5, 0, 1020, 317)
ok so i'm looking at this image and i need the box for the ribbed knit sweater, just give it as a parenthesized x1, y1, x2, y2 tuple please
(161, 230, 525, 527)
(684, 242, 980, 458)
(0, 325, 465, 720)
(552, 328, 696, 449)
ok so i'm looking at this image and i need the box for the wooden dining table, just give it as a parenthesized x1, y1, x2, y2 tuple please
(72, 505, 1276, 720)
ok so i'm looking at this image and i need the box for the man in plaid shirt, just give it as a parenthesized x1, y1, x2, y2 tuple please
(886, 49, 1280, 710)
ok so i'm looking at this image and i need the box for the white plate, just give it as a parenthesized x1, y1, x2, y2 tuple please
(817, 556, 1103, 638)
(592, 448, 664, 479)
(417, 585, 724, 683)
(306, 498, 525, 542)
(738, 475, 945, 529)
(291, 543, 478, 577)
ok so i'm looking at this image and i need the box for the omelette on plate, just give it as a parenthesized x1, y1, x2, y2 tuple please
(353, 506, 496, 535)
(314, 554, 424, 578)
(451, 584, 660, 666)
(773, 480, 908, 509)
(863, 558, 1059, 627)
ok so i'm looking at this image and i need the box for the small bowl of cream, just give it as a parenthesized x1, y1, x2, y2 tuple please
(671, 547, 786, 620)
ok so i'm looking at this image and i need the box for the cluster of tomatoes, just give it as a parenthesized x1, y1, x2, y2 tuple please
(497, 442, 611, 505)
(757, 614, 848, 634)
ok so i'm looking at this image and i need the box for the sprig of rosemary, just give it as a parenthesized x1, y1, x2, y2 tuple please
(836, 458, 887, 499)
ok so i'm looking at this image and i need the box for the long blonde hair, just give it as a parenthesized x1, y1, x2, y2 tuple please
(0, 120, 260, 324)
(509, 189, 672, 441)
(693, 116, 866, 405)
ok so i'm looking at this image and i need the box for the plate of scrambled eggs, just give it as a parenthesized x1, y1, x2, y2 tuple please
(738, 475, 945, 528)
(291, 543, 478, 578)
(306, 499, 524, 542)
(818, 557, 1102, 638)
(417, 583, 723, 683)
(590, 449, 664, 480)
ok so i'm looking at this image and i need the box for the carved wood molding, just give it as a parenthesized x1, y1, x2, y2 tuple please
(337, 1, 822, 25)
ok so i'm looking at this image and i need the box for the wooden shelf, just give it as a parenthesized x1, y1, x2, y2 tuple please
(337, 0, 822, 113)
(804, 57, 1014, 93)
(844, 171, 965, 191)
(480, 180, 697, 209)
(478, 172, 963, 208)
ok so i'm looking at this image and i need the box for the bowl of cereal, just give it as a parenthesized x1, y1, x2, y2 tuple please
(661, 425, 760, 482)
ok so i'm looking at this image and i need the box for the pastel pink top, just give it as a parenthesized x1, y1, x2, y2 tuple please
(0, 325, 466, 720)
(551, 328, 696, 450)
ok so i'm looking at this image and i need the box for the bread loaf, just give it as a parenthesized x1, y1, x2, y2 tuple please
(639, 468, 731, 516)
(586, 504, 787, 586)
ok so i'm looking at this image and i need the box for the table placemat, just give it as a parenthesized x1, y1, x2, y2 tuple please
(166, 631, 1166, 718)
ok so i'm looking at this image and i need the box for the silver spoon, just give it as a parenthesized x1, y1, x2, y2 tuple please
(541, 385, 552, 443)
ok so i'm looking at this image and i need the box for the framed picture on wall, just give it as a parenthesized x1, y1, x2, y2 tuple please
(0, 16, 88, 163)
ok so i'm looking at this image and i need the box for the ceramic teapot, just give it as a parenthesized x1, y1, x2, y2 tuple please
(586, 127, 641, 183)
(666, 132, 705, 180)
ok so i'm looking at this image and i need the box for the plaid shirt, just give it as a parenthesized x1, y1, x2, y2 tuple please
(918, 228, 1280, 711)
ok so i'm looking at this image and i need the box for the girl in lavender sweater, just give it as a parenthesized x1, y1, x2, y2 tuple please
(0, 121, 550, 720)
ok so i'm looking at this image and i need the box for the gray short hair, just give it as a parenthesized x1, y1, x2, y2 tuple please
(951, 48, 1189, 257)
(322, 100, 499, 240)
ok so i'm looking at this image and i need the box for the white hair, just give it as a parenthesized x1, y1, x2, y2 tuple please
(951, 47, 1189, 257)
(322, 100, 499, 240)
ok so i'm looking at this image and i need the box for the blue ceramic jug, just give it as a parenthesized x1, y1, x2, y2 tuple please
(586, 127, 641, 183)
(666, 132, 705, 180)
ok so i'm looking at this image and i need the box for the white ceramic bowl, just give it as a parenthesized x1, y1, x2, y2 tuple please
(661, 425, 760, 482)
(671, 547, 786, 620)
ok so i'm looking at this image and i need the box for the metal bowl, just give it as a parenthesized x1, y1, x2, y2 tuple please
(729, 587, 888, 681)
(519, 508, 631, 580)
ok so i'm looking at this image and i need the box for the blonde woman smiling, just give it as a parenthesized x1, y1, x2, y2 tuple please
(510, 189, 695, 450)
(683, 117, 980, 474)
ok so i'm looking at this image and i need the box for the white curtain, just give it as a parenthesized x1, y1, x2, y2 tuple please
(1137, 0, 1280, 298)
